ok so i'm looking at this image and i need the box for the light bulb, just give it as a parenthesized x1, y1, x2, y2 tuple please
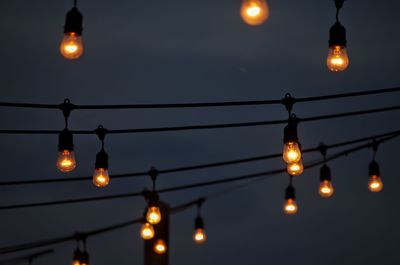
(327, 45, 349, 72)
(146, 206, 162, 225)
(319, 180, 334, 198)
(154, 239, 167, 255)
(240, 0, 269, 26)
(283, 198, 298, 215)
(193, 228, 207, 244)
(287, 161, 304, 176)
(60, 32, 83, 59)
(57, 150, 76, 172)
(93, 168, 109, 187)
(368, 175, 383, 193)
(140, 222, 155, 240)
(283, 142, 302, 164)
(72, 261, 80, 265)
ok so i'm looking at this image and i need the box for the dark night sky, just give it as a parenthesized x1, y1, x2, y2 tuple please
(0, 0, 400, 264)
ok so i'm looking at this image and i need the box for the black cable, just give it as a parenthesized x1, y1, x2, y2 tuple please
(1, 128, 399, 187)
(0, 104, 399, 135)
(0, 249, 53, 265)
(0, 87, 399, 110)
(0, 134, 397, 211)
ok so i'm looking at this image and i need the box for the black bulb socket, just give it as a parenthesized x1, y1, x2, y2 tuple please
(285, 185, 296, 200)
(147, 191, 160, 208)
(64, 7, 83, 35)
(283, 120, 299, 144)
(369, 160, 380, 177)
(195, 216, 204, 230)
(95, 149, 108, 169)
(329, 21, 347, 47)
(320, 164, 332, 182)
(58, 128, 74, 152)
(81, 251, 89, 264)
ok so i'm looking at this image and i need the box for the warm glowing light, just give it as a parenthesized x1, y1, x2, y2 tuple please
(287, 161, 304, 176)
(240, 0, 269, 26)
(283, 198, 298, 215)
(369, 175, 383, 193)
(57, 150, 76, 172)
(72, 261, 80, 265)
(283, 142, 302, 164)
(193, 228, 207, 244)
(319, 180, 334, 198)
(146, 206, 162, 225)
(60, 32, 84, 59)
(93, 168, 109, 187)
(327, 45, 349, 72)
(140, 222, 155, 240)
(154, 239, 167, 254)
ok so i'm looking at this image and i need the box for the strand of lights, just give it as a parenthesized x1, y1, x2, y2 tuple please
(283, 175, 298, 215)
(92, 126, 110, 187)
(327, 0, 349, 72)
(193, 199, 207, 244)
(60, 0, 84, 59)
(368, 140, 383, 192)
(146, 168, 162, 225)
(240, 0, 269, 26)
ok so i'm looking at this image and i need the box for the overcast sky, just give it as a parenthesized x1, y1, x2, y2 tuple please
(0, 0, 400, 264)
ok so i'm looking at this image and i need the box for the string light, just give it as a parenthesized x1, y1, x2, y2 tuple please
(146, 168, 162, 225)
(319, 164, 334, 198)
(240, 0, 269, 26)
(57, 99, 76, 172)
(368, 141, 383, 192)
(283, 115, 302, 164)
(327, 0, 349, 72)
(60, 0, 84, 59)
(193, 199, 207, 244)
(140, 222, 155, 240)
(287, 160, 304, 176)
(93, 126, 109, 187)
(283, 175, 298, 215)
(153, 239, 167, 255)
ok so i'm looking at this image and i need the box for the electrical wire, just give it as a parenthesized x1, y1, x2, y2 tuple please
(0, 249, 53, 265)
(1, 128, 399, 186)
(0, 134, 397, 211)
(0, 87, 399, 110)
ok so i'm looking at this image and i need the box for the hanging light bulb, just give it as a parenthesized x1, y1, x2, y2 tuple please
(283, 184, 298, 215)
(368, 160, 383, 192)
(80, 251, 89, 265)
(93, 149, 109, 187)
(60, 1, 84, 59)
(146, 206, 162, 225)
(57, 128, 76, 172)
(71, 249, 83, 265)
(240, 0, 269, 26)
(140, 222, 155, 240)
(318, 165, 334, 198)
(287, 160, 304, 176)
(283, 117, 302, 164)
(154, 239, 167, 255)
(193, 216, 207, 244)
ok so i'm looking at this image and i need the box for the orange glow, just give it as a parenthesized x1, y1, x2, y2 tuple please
(72, 261, 80, 265)
(319, 180, 334, 198)
(283, 142, 302, 164)
(141, 222, 155, 240)
(60, 32, 84, 59)
(146, 206, 162, 225)
(193, 228, 207, 244)
(287, 161, 304, 176)
(327, 45, 349, 72)
(154, 239, 167, 254)
(93, 168, 110, 187)
(240, 0, 269, 26)
(283, 198, 298, 215)
(57, 150, 76, 172)
(369, 175, 383, 192)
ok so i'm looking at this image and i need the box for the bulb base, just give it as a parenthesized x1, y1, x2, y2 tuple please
(329, 21, 347, 47)
(64, 7, 83, 35)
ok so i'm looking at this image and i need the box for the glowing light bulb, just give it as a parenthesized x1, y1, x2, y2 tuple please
(240, 0, 269, 26)
(57, 150, 76, 172)
(154, 239, 167, 254)
(287, 161, 304, 176)
(146, 206, 162, 225)
(60, 32, 84, 59)
(368, 175, 383, 193)
(283, 142, 302, 164)
(141, 222, 155, 240)
(327, 45, 349, 72)
(283, 198, 298, 215)
(193, 228, 207, 244)
(319, 180, 334, 198)
(93, 168, 109, 187)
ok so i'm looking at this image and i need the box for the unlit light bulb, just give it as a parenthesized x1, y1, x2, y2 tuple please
(240, 0, 269, 26)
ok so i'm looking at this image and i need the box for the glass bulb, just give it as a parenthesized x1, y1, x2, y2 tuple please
(327, 45, 349, 72)
(146, 206, 162, 225)
(287, 161, 304, 176)
(319, 180, 334, 198)
(154, 239, 167, 254)
(93, 168, 110, 187)
(283, 142, 302, 164)
(368, 175, 383, 193)
(193, 228, 207, 244)
(60, 32, 84, 59)
(240, 0, 269, 26)
(283, 198, 298, 215)
(57, 150, 76, 172)
(72, 261, 80, 265)
(141, 222, 155, 240)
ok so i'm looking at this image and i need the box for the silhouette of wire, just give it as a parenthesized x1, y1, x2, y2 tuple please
(0, 249, 53, 265)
